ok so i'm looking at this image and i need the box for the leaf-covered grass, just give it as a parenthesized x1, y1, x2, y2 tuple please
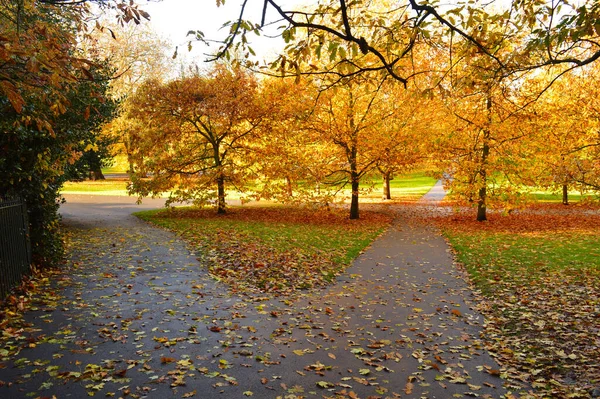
(135, 206, 392, 295)
(448, 232, 599, 291)
(439, 207, 600, 398)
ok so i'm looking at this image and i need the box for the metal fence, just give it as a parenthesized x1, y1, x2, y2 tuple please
(0, 197, 32, 299)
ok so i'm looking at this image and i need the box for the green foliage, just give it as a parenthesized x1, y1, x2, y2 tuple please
(61, 65, 119, 181)
(0, 4, 117, 266)
(0, 97, 65, 265)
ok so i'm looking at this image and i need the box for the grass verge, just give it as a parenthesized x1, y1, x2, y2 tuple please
(135, 206, 392, 295)
(60, 169, 437, 200)
(362, 170, 438, 201)
(61, 180, 130, 196)
(439, 207, 600, 398)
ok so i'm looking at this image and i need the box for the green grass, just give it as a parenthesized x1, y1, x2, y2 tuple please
(362, 170, 438, 200)
(528, 190, 598, 203)
(101, 154, 129, 174)
(60, 168, 438, 201)
(60, 179, 134, 196)
(446, 231, 600, 292)
(136, 207, 388, 265)
(60, 180, 130, 196)
(442, 214, 600, 397)
(135, 206, 391, 293)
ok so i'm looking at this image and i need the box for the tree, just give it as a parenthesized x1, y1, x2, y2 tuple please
(530, 66, 600, 203)
(0, 0, 126, 265)
(305, 76, 396, 219)
(428, 21, 542, 221)
(128, 66, 266, 214)
(374, 78, 440, 200)
(246, 77, 334, 205)
(85, 20, 175, 173)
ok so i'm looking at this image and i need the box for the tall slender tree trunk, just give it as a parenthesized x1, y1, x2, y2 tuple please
(350, 176, 359, 220)
(477, 95, 492, 222)
(214, 144, 226, 214)
(476, 172, 487, 221)
(562, 183, 569, 205)
(217, 175, 226, 214)
(286, 176, 293, 198)
(349, 147, 360, 219)
(383, 172, 391, 200)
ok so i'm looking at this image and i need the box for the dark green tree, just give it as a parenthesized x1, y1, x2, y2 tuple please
(61, 65, 119, 182)
(0, 2, 118, 266)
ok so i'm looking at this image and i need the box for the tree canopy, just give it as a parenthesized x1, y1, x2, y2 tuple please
(127, 66, 267, 213)
(211, 0, 600, 85)
(0, 0, 128, 264)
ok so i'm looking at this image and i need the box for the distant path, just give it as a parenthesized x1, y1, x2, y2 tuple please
(419, 179, 446, 203)
(59, 193, 168, 227)
(0, 190, 511, 398)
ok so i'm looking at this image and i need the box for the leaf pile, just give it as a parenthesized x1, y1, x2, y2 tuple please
(436, 204, 600, 398)
(137, 206, 391, 296)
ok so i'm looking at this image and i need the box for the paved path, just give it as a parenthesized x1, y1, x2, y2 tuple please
(0, 192, 507, 398)
(419, 180, 446, 203)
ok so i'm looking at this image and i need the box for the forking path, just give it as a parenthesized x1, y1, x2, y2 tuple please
(0, 183, 511, 398)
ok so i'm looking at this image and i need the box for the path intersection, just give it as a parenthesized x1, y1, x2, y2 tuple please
(0, 191, 512, 398)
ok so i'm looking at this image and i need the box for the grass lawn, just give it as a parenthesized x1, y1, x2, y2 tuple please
(135, 206, 392, 294)
(362, 170, 438, 200)
(528, 190, 598, 203)
(101, 154, 129, 174)
(439, 208, 600, 398)
(60, 168, 438, 201)
(60, 179, 131, 196)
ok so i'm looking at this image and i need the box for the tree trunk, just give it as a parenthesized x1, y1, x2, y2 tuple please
(286, 176, 293, 198)
(91, 167, 105, 181)
(476, 180, 487, 221)
(383, 172, 391, 200)
(562, 184, 569, 205)
(350, 177, 359, 220)
(217, 175, 226, 214)
(477, 96, 492, 222)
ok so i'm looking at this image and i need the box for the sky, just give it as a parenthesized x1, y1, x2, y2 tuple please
(141, 0, 293, 65)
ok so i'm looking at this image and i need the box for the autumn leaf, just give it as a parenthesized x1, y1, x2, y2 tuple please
(316, 381, 334, 388)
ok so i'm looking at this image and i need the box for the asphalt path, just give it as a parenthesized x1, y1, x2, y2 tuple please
(0, 191, 510, 398)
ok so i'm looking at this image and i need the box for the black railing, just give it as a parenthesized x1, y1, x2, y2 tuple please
(0, 197, 32, 299)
